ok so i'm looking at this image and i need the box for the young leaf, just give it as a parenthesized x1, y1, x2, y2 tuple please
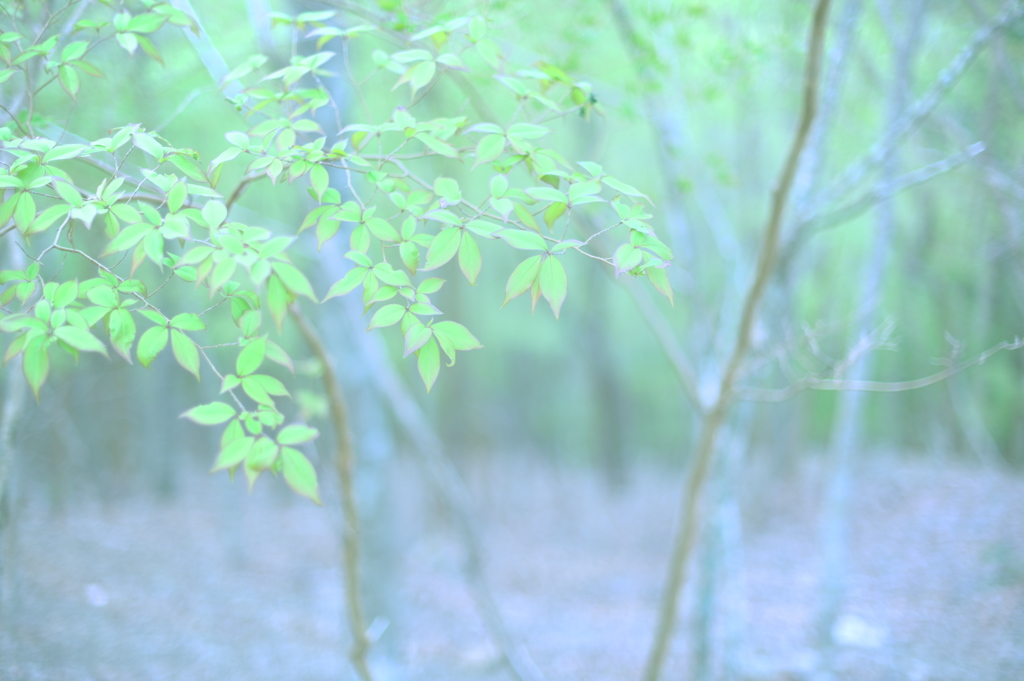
(646, 265, 674, 306)
(502, 255, 543, 306)
(54, 326, 108, 356)
(108, 307, 137, 361)
(458, 232, 481, 285)
(277, 424, 319, 446)
(367, 304, 405, 330)
(236, 337, 266, 376)
(424, 227, 462, 270)
(171, 329, 201, 380)
(497, 229, 548, 251)
(539, 256, 568, 319)
(137, 326, 169, 367)
(431, 320, 482, 351)
(181, 401, 236, 425)
(416, 337, 441, 392)
(270, 261, 316, 300)
(323, 267, 367, 301)
(23, 336, 50, 400)
(280, 447, 321, 504)
(212, 435, 254, 472)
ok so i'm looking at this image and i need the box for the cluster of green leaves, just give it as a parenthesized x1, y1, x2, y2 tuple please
(0, 0, 672, 502)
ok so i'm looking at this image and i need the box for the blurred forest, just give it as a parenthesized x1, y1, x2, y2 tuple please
(1, 0, 1023, 680)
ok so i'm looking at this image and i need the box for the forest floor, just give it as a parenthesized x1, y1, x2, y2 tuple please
(2, 451, 1022, 681)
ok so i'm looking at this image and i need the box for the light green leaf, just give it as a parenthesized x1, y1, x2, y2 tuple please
(212, 436, 254, 472)
(473, 134, 505, 167)
(309, 164, 329, 200)
(367, 304, 405, 330)
(270, 261, 316, 300)
(54, 326, 108, 356)
(503, 254, 543, 306)
(613, 243, 643, 275)
(646, 265, 674, 306)
(539, 256, 568, 319)
(171, 328, 201, 380)
(170, 312, 206, 331)
(108, 308, 136, 361)
(416, 337, 440, 392)
(23, 336, 50, 400)
(236, 337, 266, 376)
(497, 229, 548, 251)
(416, 133, 459, 159)
(404, 322, 433, 357)
(182, 401, 236, 426)
(202, 200, 227, 229)
(277, 424, 319, 446)
(137, 326, 168, 367)
(431, 320, 482, 351)
(424, 227, 462, 270)
(280, 447, 321, 504)
(434, 177, 461, 204)
(323, 267, 367, 302)
(458, 232, 481, 285)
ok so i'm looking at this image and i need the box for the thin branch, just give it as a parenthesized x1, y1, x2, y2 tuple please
(289, 304, 374, 681)
(642, 3, 832, 679)
(809, 0, 1024, 216)
(736, 337, 1024, 402)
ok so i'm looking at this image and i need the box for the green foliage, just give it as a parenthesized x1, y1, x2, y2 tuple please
(0, 0, 672, 501)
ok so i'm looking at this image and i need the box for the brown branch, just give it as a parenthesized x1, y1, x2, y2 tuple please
(289, 305, 374, 681)
(641, 2, 833, 680)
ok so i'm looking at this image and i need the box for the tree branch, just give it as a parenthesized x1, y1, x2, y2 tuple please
(642, 3, 833, 679)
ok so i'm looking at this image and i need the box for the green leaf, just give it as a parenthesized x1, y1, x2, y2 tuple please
(167, 180, 187, 213)
(267, 274, 290, 330)
(280, 447, 321, 504)
(103, 222, 154, 255)
(202, 200, 227, 229)
(613, 243, 643, 275)
(416, 338, 440, 392)
(458, 232, 481, 285)
(367, 304, 405, 330)
(646, 265, 674, 306)
(473, 134, 505, 167)
(365, 217, 400, 243)
(270, 261, 316, 300)
(309, 164, 329, 200)
(23, 336, 50, 400)
(323, 267, 367, 301)
(277, 424, 319, 446)
(602, 175, 651, 203)
(497, 229, 548, 251)
(212, 436, 254, 472)
(241, 375, 274, 406)
(108, 308, 136, 361)
(171, 328, 201, 380)
(543, 202, 567, 228)
(137, 326, 168, 367)
(236, 337, 266, 376)
(503, 255, 543, 306)
(433, 177, 461, 204)
(424, 227, 462, 270)
(539, 256, 568, 319)
(52, 280, 79, 308)
(431, 320, 483, 351)
(404, 322, 433, 356)
(54, 326, 108, 356)
(416, 133, 459, 159)
(170, 312, 206, 331)
(181, 401, 236, 425)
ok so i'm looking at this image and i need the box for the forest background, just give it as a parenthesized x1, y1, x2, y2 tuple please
(1, 0, 1023, 680)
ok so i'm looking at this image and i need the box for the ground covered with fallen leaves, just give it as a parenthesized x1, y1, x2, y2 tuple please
(2, 453, 1022, 680)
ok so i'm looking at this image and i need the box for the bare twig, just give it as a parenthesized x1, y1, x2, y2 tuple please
(735, 337, 1024, 402)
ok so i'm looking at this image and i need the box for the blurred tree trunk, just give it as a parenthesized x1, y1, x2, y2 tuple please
(814, 2, 925, 677)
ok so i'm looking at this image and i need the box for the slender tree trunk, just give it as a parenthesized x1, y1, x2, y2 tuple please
(814, 2, 925, 677)
(642, 8, 833, 679)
